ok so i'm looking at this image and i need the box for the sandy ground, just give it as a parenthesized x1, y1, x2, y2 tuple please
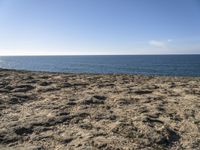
(0, 68, 200, 150)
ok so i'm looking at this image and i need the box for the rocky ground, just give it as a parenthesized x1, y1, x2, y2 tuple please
(0, 68, 200, 150)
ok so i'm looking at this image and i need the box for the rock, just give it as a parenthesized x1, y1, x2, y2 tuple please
(9, 94, 35, 104)
(44, 116, 72, 126)
(134, 90, 153, 94)
(12, 84, 34, 92)
(76, 112, 90, 118)
(116, 98, 131, 105)
(39, 81, 52, 86)
(66, 101, 76, 106)
(9, 97, 20, 104)
(4, 86, 14, 91)
(156, 127, 180, 147)
(61, 137, 73, 144)
(62, 82, 73, 88)
(58, 112, 70, 116)
(142, 116, 164, 124)
(82, 95, 107, 105)
(93, 95, 107, 100)
(94, 114, 116, 121)
(79, 123, 93, 130)
(14, 126, 33, 135)
(110, 115, 117, 120)
(98, 83, 115, 88)
(170, 82, 176, 88)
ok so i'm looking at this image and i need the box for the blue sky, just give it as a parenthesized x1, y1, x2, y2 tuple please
(0, 0, 200, 55)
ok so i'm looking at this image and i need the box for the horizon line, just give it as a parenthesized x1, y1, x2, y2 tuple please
(0, 54, 200, 56)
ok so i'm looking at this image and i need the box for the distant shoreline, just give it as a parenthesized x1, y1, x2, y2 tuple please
(0, 67, 199, 78)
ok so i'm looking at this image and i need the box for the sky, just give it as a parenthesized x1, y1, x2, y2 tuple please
(0, 0, 200, 55)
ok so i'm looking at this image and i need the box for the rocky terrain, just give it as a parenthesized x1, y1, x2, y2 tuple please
(0, 68, 200, 150)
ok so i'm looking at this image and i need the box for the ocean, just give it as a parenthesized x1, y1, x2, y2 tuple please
(0, 55, 200, 76)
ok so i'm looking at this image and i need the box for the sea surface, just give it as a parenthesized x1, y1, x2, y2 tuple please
(0, 55, 200, 76)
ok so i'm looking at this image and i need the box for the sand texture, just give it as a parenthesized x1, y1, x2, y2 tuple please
(0, 69, 200, 150)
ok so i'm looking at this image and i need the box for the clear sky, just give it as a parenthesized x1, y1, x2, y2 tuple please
(0, 0, 200, 55)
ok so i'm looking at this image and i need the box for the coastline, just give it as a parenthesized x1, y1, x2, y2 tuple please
(1, 67, 200, 78)
(0, 69, 200, 149)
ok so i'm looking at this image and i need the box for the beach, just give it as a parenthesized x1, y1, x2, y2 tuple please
(0, 68, 200, 150)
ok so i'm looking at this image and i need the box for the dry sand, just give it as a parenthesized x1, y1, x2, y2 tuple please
(0, 68, 200, 150)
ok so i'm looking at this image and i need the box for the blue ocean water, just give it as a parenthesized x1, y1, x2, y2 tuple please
(0, 55, 200, 76)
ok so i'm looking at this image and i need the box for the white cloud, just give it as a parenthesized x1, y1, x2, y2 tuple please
(149, 40, 166, 48)
(167, 39, 172, 42)
(149, 39, 172, 49)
